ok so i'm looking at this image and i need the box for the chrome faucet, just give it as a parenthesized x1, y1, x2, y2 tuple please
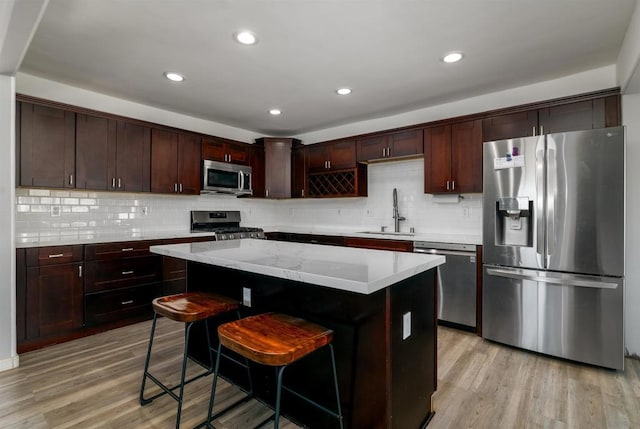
(392, 188, 406, 233)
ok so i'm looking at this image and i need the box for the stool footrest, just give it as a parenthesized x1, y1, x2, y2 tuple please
(140, 367, 212, 405)
(281, 384, 343, 419)
(194, 392, 255, 429)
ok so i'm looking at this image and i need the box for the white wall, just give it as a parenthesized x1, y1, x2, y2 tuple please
(623, 93, 640, 358)
(0, 75, 18, 371)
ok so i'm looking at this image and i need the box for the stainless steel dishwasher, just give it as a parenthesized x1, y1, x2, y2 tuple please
(414, 241, 477, 330)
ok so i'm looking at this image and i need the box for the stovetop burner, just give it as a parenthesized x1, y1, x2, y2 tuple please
(190, 211, 265, 240)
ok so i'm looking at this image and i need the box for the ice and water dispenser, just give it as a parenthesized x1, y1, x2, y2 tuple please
(494, 197, 533, 247)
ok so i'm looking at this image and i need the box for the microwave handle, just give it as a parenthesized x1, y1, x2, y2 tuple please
(238, 170, 244, 191)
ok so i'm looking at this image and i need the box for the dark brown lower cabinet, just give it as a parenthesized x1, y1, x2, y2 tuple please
(21, 245, 84, 345)
(162, 255, 187, 295)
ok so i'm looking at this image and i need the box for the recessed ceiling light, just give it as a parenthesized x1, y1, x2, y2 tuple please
(234, 31, 258, 45)
(336, 88, 352, 95)
(443, 52, 463, 63)
(269, 108, 282, 116)
(164, 71, 185, 82)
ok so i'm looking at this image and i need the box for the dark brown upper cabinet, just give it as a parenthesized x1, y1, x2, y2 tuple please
(19, 102, 76, 188)
(292, 145, 306, 198)
(357, 129, 423, 162)
(424, 119, 482, 194)
(305, 140, 356, 172)
(249, 144, 265, 198)
(202, 137, 250, 165)
(483, 95, 621, 142)
(151, 129, 201, 195)
(264, 138, 302, 199)
(108, 121, 151, 192)
(76, 114, 117, 190)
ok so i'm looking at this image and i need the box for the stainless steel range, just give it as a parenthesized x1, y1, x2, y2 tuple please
(190, 210, 265, 240)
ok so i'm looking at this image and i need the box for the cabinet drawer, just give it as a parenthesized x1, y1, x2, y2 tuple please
(85, 240, 154, 260)
(85, 255, 162, 293)
(26, 245, 83, 267)
(85, 283, 160, 325)
(163, 256, 186, 281)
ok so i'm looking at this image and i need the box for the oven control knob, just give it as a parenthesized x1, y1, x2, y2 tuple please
(250, 233, 255, 238)
(229, 234, 235, 240)
(220, 235, 227, 240)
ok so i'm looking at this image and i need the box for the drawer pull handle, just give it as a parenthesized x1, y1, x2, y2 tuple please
(121, 248, 134, 252)
(48, 254, 64, 258)
(121, 300, 134, 305)
(122, 270, 134, 275)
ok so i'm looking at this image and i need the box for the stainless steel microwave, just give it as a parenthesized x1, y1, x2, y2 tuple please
(202, 159, 252, 195)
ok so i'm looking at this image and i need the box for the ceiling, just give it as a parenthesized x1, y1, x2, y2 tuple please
(19, 0, 637, 136)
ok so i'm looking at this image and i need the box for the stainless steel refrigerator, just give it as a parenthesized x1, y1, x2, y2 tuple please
(482, 127, 625, 370)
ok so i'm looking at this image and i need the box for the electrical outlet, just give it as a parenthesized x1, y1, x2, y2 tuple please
(51, 206, 61, 217)
(366, 209, 375, 217)
(463, 207, 469, 217)
(402, 311, 412, 340)
(142, 206, 148, 215)
(242, 287, 252, 307)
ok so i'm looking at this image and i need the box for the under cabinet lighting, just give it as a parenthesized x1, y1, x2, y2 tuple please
(164, 72, 185, 82)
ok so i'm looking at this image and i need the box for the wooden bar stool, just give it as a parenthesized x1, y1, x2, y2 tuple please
(202, 312, 343, 429)
(139, 292, 246, 429)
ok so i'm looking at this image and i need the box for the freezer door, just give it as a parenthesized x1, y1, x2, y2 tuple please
(546, 127, 625, 276)
(482, 136, 545, 269)
(484, 266, 624, 370)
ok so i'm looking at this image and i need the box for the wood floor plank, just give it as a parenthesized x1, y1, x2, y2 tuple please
(1, 321, 639, 428)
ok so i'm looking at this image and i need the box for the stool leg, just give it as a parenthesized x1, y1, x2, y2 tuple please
(139, 313, 158, 405)
(174, 321, 194, 429)
(205, 343, 224, 428)
(204, 319, 215, 374)
(328, 344, 344, 429)
(274, 366, 287, 429)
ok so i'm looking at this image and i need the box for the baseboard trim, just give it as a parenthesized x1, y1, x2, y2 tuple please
(0, 355, 20, 372)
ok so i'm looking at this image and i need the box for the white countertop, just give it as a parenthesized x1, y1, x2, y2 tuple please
(15, 230, 217, 248)
(262, 225, 482, 245)
(150, 239, 445, 295)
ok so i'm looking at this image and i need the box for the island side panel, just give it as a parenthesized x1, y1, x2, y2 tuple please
(389, 269, 437, 428)
(186, 261, 391, 429)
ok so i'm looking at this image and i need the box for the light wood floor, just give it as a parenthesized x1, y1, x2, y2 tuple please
(1, 319, 639, 429)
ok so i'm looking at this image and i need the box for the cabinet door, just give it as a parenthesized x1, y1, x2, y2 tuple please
(390, 129, 423, 158)
(538, 99, 599, 134)
(26, 263, 83, 339)
(306, 144, 330, 172)
(115, 121, 151, 192)
(357, 135, 389, 162)
(177, 133, 201, 195)
(424, 125, 452, 193)
(482, 110, 538, 142)
(20, 102, 75, 188)
(329, 140, 356, 169)
(265, 139, 292, 198)
(226, 142, 250, 165)
(292, 146, 306, 198)
(151, 128, 179, 194)
(202, 138, 227, 162)
(76, 114, 117, 190)
(451, 119, 483, 193)
(249, 145, 266, 198)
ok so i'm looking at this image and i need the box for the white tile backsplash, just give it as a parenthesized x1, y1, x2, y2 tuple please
(15, 159, 482, 242)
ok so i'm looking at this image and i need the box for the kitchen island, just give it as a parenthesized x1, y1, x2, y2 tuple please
(151, 239, 445, 429)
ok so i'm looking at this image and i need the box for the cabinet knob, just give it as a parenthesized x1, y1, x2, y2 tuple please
(540, 125, 544, 135)
(121, 270, 134, 275)
(174, 183, 178, 192)
(533, 126, 536, 136)
(112, 177, 116, 188)
(121, 300, 134, 305)
(446, 180, 450, 190)
(79, 265, 83, 278)
(117, 178, 122, 188)
(48, 253, 64, 258)
(69, 174, 74, 186)
(179, 183, 183, 193)
(121, 247, 134, 252)
(452, 180, 455, 190)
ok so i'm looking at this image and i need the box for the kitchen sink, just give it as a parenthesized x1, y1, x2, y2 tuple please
(358, 231, 415, 237)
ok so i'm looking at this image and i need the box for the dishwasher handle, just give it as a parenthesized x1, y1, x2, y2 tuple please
(414, 248, 475, 257)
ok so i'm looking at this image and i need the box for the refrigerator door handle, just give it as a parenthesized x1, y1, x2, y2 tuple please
(486, 267, 619, 289)
(535, 137, 546, 264)
(546, 138, 556, 261)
